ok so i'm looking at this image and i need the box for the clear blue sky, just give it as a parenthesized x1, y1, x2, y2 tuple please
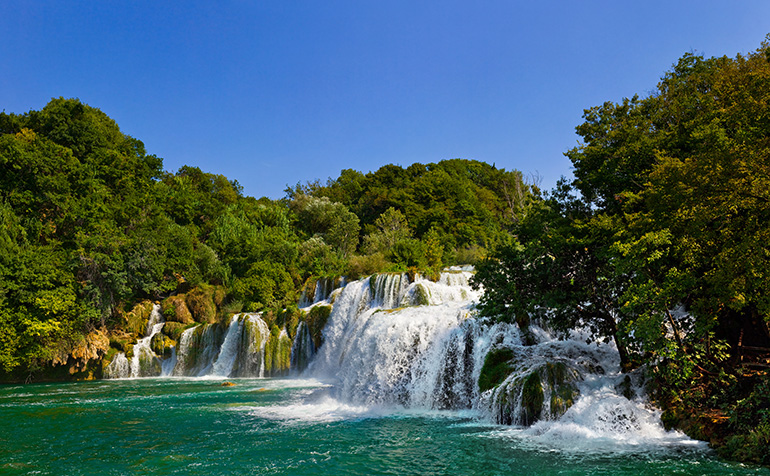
(2, 1, 768, 199)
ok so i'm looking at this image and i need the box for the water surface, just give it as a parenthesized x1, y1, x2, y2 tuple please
(1, 378, 767, 475)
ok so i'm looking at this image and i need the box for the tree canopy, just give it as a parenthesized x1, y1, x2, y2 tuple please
(1, 99, 533, 374)
(473, 38, 770, 464)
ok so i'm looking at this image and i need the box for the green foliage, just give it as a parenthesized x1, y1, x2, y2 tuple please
(231, 260, 296, 311)
(346, 252, 389, 280)
(291, 194, 360, 259)
(722, 378, 770, 464)
(294, 159, 534, 263)
(362, 207, 412, 254)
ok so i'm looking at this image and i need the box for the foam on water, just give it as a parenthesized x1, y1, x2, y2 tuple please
(305, 270, 696, 452)
(247, 394, 376, 424)
(98, 269, 704, 455)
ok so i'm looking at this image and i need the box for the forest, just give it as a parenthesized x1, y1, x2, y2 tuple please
(0, 98, 531, 378)
(1, 39, 769, 464)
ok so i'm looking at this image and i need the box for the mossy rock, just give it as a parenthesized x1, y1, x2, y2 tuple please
(108, 332, 134, 353)
(124, 300, 154, 336)
(264, 325, 292, 376)
(411, 283, 431, 306)
(543, 362, 580, 418)
(161, 295, 194, 324)
(549, 382, 578, 417)
(304, 304, 332, 349)
(521, 371, 544, 425)
(300, 277, 319, 303)
(478, 348, 516, 392)
(277, 306, 302, 339)
(151, 333, 176, 359)
(162, 322, 194, 342)
(101, 347, 120, 373)
(212, 286, 226, 307)
(185, 285, 218, 324)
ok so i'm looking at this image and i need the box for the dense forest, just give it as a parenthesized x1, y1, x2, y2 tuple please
(1, 39, 769, 464)
(0, 99, 532, 379)
(474, 39, 770, 463)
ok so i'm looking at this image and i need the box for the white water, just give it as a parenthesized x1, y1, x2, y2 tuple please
(101, 270, 693, 451)
(305, 270, 689, 449)
(310, 271, 483, 408)
(290, 321, 315, 373)
(168, 313, 273, 378)
(210, 315, 241, 376)
(104, 304, 165, 379)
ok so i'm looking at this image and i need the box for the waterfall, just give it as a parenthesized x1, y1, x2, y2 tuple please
(104, 304, 166, 379)
(128, 304, 166, 377)
(99, 268, 679, 447)
(233, 314, 271, 377)
(290, 321, 315, 373)
(308, 271, 487, 408)
(299, 277, 346, 308)
(210, 315, 242, 377)
(304, 270, 677, 446)
(166, 313, 274, 378)
(104, 352, 130, 379)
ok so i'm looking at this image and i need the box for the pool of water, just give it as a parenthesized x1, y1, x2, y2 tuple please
(1, 378, 766, 475)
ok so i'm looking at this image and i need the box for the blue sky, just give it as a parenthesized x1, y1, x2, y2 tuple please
(2, 1, 769, 199)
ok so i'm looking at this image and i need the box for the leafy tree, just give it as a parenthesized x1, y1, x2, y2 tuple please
(476, 38, 770, 378)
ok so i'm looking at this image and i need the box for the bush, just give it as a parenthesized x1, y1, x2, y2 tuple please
(346, 253, 389, 280)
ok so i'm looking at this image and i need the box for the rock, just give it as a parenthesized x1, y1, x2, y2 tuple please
(185, 285, 218, 323)
(162, 322, 191, 342)
(304, 305, 332, 349)
(161, 295, 194, 324)
(150, 333, 176, 359)
(484, 356, 582, 426)
(264, 325, 292, 376)
(478, 347, 516, 392)
(521, 371, 544, 425)
(123, 301, 155, 337)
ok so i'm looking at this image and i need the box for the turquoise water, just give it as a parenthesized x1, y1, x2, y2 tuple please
(1, 378, 767, 476)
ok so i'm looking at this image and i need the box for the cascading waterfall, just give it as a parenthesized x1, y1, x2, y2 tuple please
(106, 311, 275, 379)
(305, 269, 681, 446)
(290, 321, 315, 373)
(308, 271, 486, 408)
(104, 304, 166, 378)
(232, 314, 271, 377)
(169, 313, 274, 378)
(210, 315, 242, 377)
(299, 277, 345, 308)
(101, 268, 683, 446)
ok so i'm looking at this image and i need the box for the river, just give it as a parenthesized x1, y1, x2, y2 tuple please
(1, 377, 767, 475)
